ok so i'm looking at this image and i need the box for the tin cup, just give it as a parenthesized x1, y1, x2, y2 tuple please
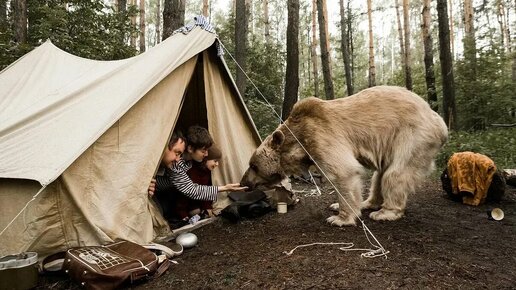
(277, 202, 287, 214)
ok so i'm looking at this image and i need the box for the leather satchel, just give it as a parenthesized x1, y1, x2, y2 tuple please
(62, 240, 170, 290)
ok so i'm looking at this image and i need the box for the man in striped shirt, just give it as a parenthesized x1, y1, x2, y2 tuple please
(149, 126, 246, 222)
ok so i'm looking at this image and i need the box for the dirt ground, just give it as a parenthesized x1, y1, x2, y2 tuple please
(39, 178, 516, 289)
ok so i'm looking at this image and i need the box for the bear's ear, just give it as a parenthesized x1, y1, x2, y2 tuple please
(271, 130, 285, 149)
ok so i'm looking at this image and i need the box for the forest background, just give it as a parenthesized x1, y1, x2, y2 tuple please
(1, 0, 514, 170)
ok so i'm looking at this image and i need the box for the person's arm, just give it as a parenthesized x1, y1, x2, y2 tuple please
(168, 166, 219, 201)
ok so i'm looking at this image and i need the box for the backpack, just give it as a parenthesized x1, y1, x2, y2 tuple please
(62, 240, 170, 290)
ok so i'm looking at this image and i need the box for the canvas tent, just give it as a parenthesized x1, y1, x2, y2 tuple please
(0, 19, 261, 258)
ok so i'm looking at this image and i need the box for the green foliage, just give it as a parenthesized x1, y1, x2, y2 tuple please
(215, 11, 284, 139)
(454, 42, 515, 130)
(0, 0, 138, 70)
(436, 128, 516, 171)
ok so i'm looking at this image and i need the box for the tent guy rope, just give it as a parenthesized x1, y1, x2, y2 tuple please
(218, 40, 389, 259)
(0, 185, 47, 237)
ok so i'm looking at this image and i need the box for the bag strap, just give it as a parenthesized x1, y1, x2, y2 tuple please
(153, 258, 171, 278)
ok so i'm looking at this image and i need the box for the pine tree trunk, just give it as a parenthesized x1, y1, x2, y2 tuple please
(235, 0, 249, 96)
(139, 0, 146, 52)
(156, 0, 161, 44)
(395, 0, 405, 70)
(263, 0, 270, 39)
(311, 0, 319, 98)
(339, 0, 353, 95)
(13, 0, 27, 44)
(130, 0, 137, 48)
(0, 0, 7, 33)
(448, 0, 454, 59)
(162, 0, 185, 41)
(402, 0, 412, 90)
(496, 0, 510, 52)
(317, 0, 334, 99)
(422, 0, 438, 111)
(437, 0, 457, 130)
(203, 0, 209, 17)
(366, 0, 376, 87)
(282, 0, 300, 120)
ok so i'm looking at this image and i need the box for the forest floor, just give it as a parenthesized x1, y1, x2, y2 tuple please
(39, 178, 516, 290)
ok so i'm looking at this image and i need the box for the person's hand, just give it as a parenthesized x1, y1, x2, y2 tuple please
(219, 183, 248, 192)
(148, 178, 156, 197)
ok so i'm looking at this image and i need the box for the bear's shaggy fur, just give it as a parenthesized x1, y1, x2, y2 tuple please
(240, 86, 448, 226)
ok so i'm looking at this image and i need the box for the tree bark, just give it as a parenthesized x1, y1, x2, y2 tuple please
(311, 0, 319, 98)
(395, 0, 405, 67)
(130, 0, 137, 48)
(156, 0, 161, 44)
(437, 0, 457, 130)
(339, 0, 353, 95)
(448, 0, 454, 59)
(162, 0, 185, 41)
(366, 0, 376, 87)
(263, 0, 270, 39)
(203, 0, 209, 17)
(118, 0, 127, 12)
(422, 0, 438, 111)
(139, 0, 146, 52)
(13, 0, 27, 44)
(496, 0, 510, 52)
(282, 0, 300, 120)
(402, 0, 412, 90)
(0, 0, 7, 33)
(317, 0, 334, 99)
(235, 0, 249, 97)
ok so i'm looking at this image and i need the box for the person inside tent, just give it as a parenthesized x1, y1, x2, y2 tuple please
(170, 144, 223, 224)
(148, 126, 246, 227)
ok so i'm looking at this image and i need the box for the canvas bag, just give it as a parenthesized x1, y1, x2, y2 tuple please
(62, 240, 169, 290)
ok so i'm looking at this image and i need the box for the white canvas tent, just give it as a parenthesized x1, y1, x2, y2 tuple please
(0, 21, 261, 258)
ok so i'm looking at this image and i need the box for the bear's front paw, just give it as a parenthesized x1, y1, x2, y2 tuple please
(326, 215, 356, 226)
(369, 209, 403, 221)
(328, 203, 339, 211)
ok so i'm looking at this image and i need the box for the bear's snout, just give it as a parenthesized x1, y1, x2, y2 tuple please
(240, 168, 256, 190)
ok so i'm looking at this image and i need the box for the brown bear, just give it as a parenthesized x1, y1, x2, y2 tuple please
(240, 86, 448, 226)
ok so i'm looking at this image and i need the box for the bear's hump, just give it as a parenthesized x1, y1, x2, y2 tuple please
(289, 97, 325, 121)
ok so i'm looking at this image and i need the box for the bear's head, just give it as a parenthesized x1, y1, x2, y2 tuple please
(241, 129, 313, 190)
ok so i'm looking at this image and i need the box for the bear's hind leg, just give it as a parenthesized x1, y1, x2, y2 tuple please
(369, 168, 416, 221)
(361, 170, 383, 210)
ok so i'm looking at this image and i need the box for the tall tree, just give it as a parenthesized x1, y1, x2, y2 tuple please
(402, 0, 412, 90)
(339, 0, 353, 95)
(118, 0, 127, 12)
(395, 0, 405, 69)
(448, 0, 454, 59)
(156, 0, 161, 44)
(13, 0, 27, 44)
(366, 0, 376, 87)
(311, 0, 319, 98)
(162, 0, 184, 41)
(317, 0, 334, 99)
(235, 0, 249, 96)
(496, 0, 510, 52)
(0, 0, 7, 34)
(463, 0, 476, 77)
(202, 0, 209, 17)
(437, 0, 457, 130)
(282, 0, 300, 120)
(263, 0, 270, 39)
(139, 0, 145, 52)
(422, 0, 438, 111)
(130, 0, 137, 48)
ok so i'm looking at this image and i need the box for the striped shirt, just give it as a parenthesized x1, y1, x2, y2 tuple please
(157, 158, 218, 201)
